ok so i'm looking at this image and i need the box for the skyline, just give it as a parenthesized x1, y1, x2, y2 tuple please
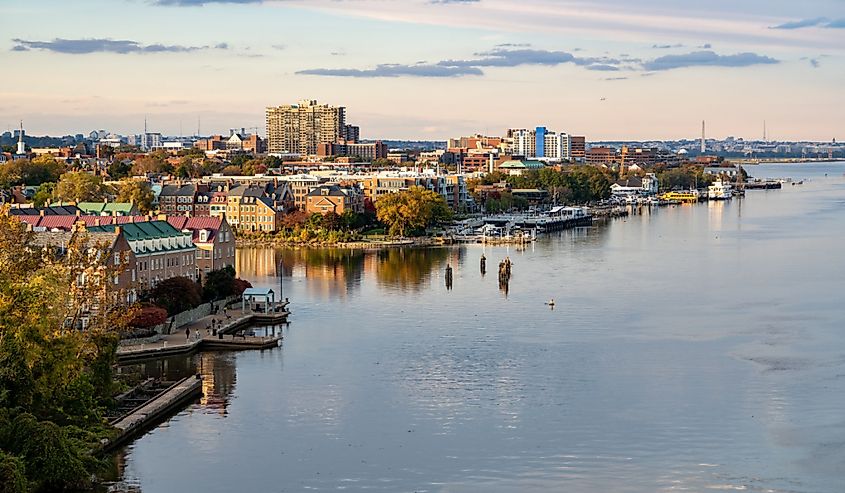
(2, 0, 844, 141)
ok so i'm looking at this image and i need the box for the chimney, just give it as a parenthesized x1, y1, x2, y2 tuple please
(95, 218, 101, 226)
(115, 226, 122, 236)
(39, 209, 45, 217)
(157, 213, 167, 221)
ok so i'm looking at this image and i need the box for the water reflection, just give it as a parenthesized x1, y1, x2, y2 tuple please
(374, 247, 450, 291)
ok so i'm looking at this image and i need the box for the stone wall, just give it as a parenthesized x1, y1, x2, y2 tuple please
(154, 296, 240, 335)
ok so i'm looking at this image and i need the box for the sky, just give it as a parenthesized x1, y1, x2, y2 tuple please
(2, 0, 844, 141)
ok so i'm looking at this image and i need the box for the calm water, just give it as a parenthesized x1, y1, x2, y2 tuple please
(116, 163, 845, 493)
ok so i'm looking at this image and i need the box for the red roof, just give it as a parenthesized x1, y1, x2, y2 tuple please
(15, 214, 223, 244)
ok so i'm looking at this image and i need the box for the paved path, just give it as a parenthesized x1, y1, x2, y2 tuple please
(119, 308, 261, 354)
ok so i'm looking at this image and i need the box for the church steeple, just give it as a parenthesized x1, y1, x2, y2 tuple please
(16, 121, 25, 155)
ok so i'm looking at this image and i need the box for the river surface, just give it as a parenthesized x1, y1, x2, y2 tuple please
(115, 163, 845, 492)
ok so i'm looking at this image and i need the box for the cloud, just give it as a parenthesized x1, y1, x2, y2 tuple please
(770, 17, 845, 29)
(298, 46, 780, 78)
(438, 48, 578, 67)
(652, 43, 684, 49)
(809, 58, 820, 68)
(642, 50, 778, 71)
(153, 0, 262, 5)
(699, 43, 712, 49)
(10, 37, 227, 54)
(604, 77, 628, 81)
(428, 0, 480, 3)
(297, 64, 483, 78)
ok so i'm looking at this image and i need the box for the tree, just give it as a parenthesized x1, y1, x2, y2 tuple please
(130, 155, 171, 175)
(203, 266, 237, 302)
(375, 186, 452, 237)
(53, 171, 110, 202)
(115, 180, 154, 213)
(32, 182, 55, 207)
(0, 207, 135, 490)
(107, 160, 132, 180)
(221, 165, 242, 176)
(148, 277, 202, 316)
(0, 157, 65, 188)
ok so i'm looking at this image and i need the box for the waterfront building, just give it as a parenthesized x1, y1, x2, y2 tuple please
(305, 184, 365, 215)
(167, 216, 235, 275)
(277, 174, 325, 210)
(360, 171, 471, 211)
(85, 220, 197, 287)
(266, 100, 346, 155)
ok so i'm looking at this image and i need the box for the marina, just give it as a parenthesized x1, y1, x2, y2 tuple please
(112, 163, 845, 493)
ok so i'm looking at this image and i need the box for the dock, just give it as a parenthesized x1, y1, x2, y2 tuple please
(117, 303, 289, 363)
(101, 375, 203, 453)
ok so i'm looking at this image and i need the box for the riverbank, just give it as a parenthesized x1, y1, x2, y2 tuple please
(236, 235, 442, 249)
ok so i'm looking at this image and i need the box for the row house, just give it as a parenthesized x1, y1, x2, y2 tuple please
(16, 213, 234, 281)
(305, 184, 365, 215)
(167, 216, 236, 274)
(219, 184, 288, 232)
(360, 172, 471, 211)
(86, 221, 197, 287)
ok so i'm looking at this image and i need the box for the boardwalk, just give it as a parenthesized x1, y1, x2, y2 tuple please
(117, 306, 288, 362)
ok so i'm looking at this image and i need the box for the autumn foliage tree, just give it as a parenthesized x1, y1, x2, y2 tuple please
(375, 186, 452, 237)
(0, 207, 135, 491)
(53, 171, 111, 202)
(115, 180, 155, 213)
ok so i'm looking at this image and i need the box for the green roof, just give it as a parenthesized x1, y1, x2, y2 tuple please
(77, 202, 137, 214)
(87, 221, 185, 241)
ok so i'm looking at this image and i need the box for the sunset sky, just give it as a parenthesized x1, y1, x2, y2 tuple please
(3, 0, 844, 141)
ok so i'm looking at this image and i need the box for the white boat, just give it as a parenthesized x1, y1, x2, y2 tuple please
(708, 180, 733, 200)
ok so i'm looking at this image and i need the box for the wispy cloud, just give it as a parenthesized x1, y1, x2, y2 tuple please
(299, 46, 780, 78)
(10, 38, 228, 54)
(297, 64, 483, 78)
(298, 48, 631, 78)
(770, 17, 845, 29)
(153, 0, 262, 5)
(642, 50, 778, 71)
(652, 43, 684, 49)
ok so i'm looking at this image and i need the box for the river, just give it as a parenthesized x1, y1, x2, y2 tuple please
(113, 163, 845, 492)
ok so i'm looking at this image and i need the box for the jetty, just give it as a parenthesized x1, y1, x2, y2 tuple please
(101, 375, 203, 453)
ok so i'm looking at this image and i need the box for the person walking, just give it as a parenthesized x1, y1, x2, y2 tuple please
(185, 327, 190, 341)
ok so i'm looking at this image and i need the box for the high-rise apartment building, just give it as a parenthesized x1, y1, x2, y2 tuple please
(266, 100, 346, 155)
(509, 127, 571, 161)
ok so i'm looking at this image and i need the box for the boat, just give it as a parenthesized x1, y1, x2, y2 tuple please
(707, 180, 733, 200)
(661, 190, 700, 203)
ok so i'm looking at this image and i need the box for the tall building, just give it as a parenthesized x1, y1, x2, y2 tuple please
(266, 100, 346, 155)
(509, 127, 571, 161)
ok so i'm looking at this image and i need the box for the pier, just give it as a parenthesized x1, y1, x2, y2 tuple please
(117, 302, 289, 363)
(101, 375, 203, 453)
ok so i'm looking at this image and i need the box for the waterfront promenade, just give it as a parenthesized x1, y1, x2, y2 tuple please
(117, 306, 288, 362)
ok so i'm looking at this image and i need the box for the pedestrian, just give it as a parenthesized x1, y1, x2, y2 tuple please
(185, 327, 190, 341)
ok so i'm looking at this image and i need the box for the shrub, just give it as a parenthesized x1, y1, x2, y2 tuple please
(129, 305, 168, 328)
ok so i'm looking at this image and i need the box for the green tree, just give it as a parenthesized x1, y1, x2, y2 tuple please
(130, 155, 171, 175)
(107, 160, 132, 179)
(375, 186, 452, 237)
(53, 171, 110, 202)
(0, 208, 134, 490)
(115, 180, 154, 213)
(147, 277, 202, 316)
(0, 157, 65, 188)
(32, 182, 55, 207)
